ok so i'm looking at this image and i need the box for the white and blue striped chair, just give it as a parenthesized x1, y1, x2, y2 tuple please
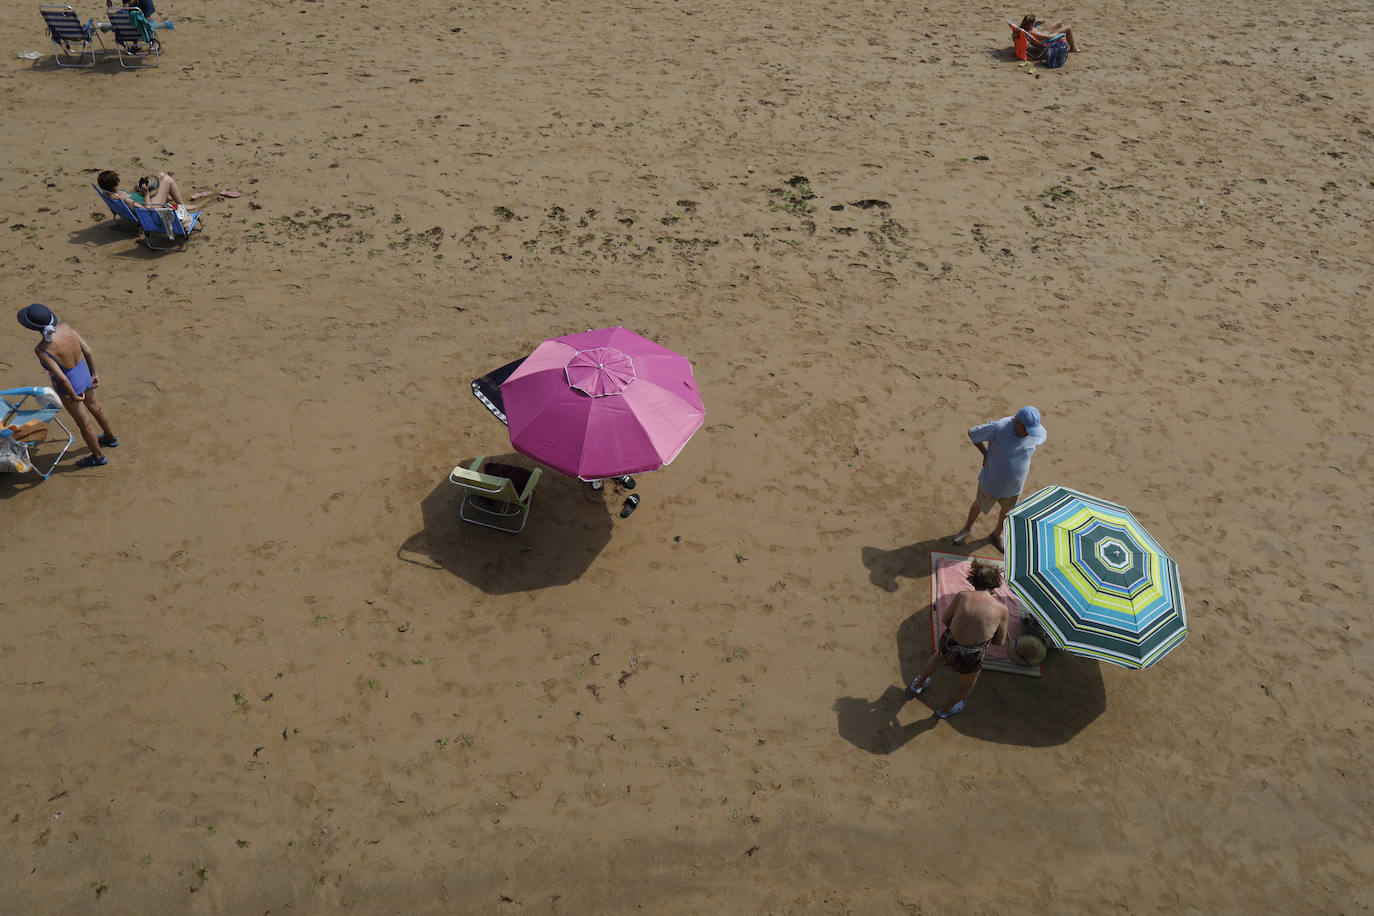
(1, 388, 74, 481)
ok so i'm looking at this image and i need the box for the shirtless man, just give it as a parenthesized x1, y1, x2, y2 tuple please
(905, 561, 1009, 718)
(16, 304, 118, 468)
(96, 169, 188, 210)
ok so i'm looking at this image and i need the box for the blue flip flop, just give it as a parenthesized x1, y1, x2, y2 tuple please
(75, 455, 108, 468)
(906, 676, 931, 697)
(98, 435, 119, 448)
(936, 700, 965, 719)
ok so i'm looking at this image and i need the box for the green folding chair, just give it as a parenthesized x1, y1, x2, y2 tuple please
(448, 456, 542, 533)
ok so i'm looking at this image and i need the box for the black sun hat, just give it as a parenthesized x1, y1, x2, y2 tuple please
(16, 303, 56, 332)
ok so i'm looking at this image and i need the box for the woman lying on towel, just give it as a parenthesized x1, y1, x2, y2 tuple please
(1018, 14, 1078, 52)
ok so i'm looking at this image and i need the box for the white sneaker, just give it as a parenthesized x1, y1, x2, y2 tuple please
(952, 529, 970, 545)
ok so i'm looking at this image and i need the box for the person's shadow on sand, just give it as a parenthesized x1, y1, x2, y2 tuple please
(397, 454, 614, 594)
(840, 537, 1108, 750)
(834, 687, 939, 754)
(861, 534, 975, 593)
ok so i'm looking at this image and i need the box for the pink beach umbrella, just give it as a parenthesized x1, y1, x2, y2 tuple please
(501, 327, 705, 481)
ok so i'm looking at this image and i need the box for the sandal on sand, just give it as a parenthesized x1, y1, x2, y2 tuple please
(937, 701, 964, 719)
(76, 455, 108, 468)
(220, 190, 242, 198)
(98, 435, 119, 448)
(906, 676, 931, 697)
(952, 529, 970, 546)
(190, 190, 215, 201)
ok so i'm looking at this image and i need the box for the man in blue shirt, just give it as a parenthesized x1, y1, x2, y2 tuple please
(952, 405, 1047, 552)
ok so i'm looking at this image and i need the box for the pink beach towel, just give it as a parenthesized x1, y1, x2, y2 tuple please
(929, 551, 1042, 677)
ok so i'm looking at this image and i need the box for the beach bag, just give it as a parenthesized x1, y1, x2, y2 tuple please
(1043, 36, 1068, 68)
(0, 434, 31, 474)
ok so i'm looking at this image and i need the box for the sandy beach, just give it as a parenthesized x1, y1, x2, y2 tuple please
(2, 0, 1372, 911)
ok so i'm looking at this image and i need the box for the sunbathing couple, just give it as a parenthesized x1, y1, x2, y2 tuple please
(97, 169, 188, 211)
(1018, 13, 1078, 52)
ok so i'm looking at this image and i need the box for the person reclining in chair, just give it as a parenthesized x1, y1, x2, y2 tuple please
(106, 0, 174, 31)
(97, 169, 190, 211)
(1017, 14, 1078, 53)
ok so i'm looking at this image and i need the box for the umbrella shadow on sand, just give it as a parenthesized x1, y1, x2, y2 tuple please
(398, 455, 614, 594)
(838, 537, 1107, 750)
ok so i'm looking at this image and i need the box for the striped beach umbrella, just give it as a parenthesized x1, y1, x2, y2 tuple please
(1005, 486, 1187, 669)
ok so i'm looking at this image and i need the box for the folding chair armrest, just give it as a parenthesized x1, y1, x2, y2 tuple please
(518, 467, 543, 502)
(468, 455, 488, 471)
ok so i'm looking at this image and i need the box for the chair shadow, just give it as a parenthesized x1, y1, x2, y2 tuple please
(397, 454, 614, 595)
(68, 222, 140, 248)
(0, 474, 45, 499)
(108, 243, 179, 260)
(25, 53, 133, 75)
(987, 47, 1023, 62)
(0, 449, 100, 498)
(840, 535, 1107, 750)
(69, 220, 198, 258)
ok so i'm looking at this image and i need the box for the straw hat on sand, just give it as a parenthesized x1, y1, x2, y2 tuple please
(1010, 634, 1048, 666)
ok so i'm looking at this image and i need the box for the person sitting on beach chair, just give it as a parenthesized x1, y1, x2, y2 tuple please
(106, 0, 173, 30)
(97, 169, 189, 211)
(1014, 13, 1078, 54)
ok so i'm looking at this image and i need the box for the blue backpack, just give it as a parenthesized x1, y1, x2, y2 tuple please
(1043, 36, 1069, 69)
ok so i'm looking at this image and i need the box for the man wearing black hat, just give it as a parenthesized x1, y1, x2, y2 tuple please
(16, 304, 119, 468)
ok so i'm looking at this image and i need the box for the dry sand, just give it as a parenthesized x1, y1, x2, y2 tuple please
(2, 0, 1372, 911)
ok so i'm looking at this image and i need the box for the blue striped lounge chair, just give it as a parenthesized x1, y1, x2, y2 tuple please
(107, 6, 159, 68)
(39, 5, 104, 67)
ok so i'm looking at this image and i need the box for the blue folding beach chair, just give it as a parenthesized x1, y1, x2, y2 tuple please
(39, 5, 105, 67)
(133, 204, 200, 250)
(107, 6, 159, 68)
(93, 184, 141, 232)
(1, 387, 74, 481)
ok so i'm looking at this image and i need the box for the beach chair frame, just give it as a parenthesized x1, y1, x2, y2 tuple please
(107, 7, 159, 68)
(1006, 20, 1065, 63)
(93, 184, 142, 233)
(1, 387, 74, 481)
(448, 455, 542, 533)
(39, 5, 105, 68)
(132, 204, 199, 250)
